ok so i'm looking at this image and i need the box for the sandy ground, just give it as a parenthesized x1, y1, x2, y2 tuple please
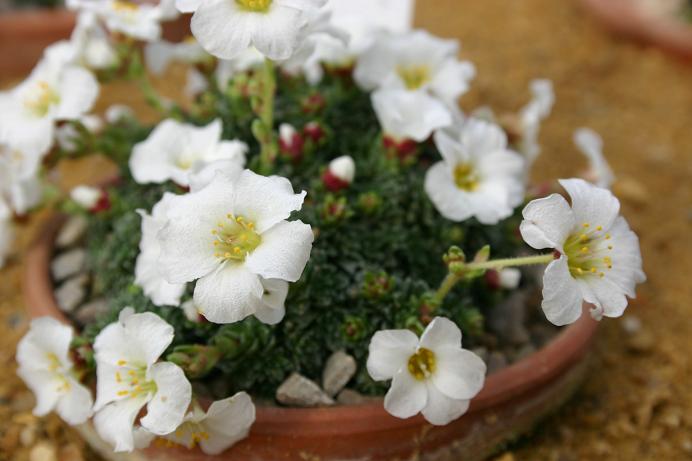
(1, 0, 692, 460)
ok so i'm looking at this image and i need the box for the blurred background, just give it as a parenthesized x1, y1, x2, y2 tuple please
(1, 0, 691, 460)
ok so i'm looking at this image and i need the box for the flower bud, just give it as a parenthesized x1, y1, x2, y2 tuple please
(278, 123, 304, 161)
(303, 121, 325, 143)
(70, 185, 110, 213)
(301, 92, 326, 113)
(485, 268, 521, 290)
(322, 155, 355, 192)
(357, 192, 382, 215)
(383, 135, 418, 160)
(362, 270, 394, 299)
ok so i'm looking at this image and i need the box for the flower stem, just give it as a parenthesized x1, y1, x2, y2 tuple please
(256, 58, 278, 174)
(433, 253, 554, 305)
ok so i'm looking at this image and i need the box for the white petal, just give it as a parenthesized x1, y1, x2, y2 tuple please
(372, 89, 451, 142)
(135, 251, 186, 306)
(194, 264, 264, 324)
(56, 377, 94, 425)
(419, 317, 462, 351)
(366, 329, 418, 381)
(141, 362, 191, 435)
(129, 119, 187, 185)
(578, 276, 628, 320)
(201, 392, 256, 455)
(431, 348, 486, 400)
(17, 316, 73, 371)
(133, 427, 156, 449)
(460, 118, 508, 158)
(520, 193, 575, 251)
(424, 162, 473, 222)
(176, 0, 202, 13)
(250, 6, 304, 60)
(605, 216, 646, 294)
(119, 312, 174, 365)
(55, 66, 99, 120)
(245, 220, 313, 282)
(231, 170, 306, 233)
(188, 159, 244, 192)
(253, 278, 288, 325)
(191, 0, 255, 60)
(559, 178, 620, 231)
(574, 128, 614, 189)
(429, 60, 475, 104)
(541, 257, 584, 326)
(383, 368, 427, 419)
(433, 129, 466, 167)
(421, 383, 470, 426)
(158, 176, 234, 283)
(93, 395, 150, 453)
(93, 311, 173, 370)
(16, 369, 61, 416)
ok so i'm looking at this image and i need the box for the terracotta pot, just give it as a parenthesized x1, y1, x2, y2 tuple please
(24, 215, 599, 461)
(579, 0, 692, 60)
(0, 7, 192, 78)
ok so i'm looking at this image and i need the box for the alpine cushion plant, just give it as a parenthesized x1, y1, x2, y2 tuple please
(6, 0, 646, 456)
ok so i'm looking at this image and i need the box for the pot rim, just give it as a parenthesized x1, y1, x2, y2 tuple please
(24, 214, 599, 437)
(579, 0, 692, 59)
(0, 9, 76, 37)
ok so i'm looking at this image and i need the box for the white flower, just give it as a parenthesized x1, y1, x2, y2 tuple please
(70, 185, 102, 209)
(178, 0, 326, 60)
(372, 89, 452, 143)
(45, 12, 119, 70)
(0, 199, 13, 268)
(163, 393, 255, 454)
(425, 118, 526, 224)
(0, 142, 45, 214)
(129, 119, 247, 186)
(16, 317, 94, 425)
(0, 58, 99, 156)
(520, 178, 646, 325)
(354, 30, 475, 107)
(135, 193, 187, 307)
(67, 0, 179, 42)
(367, 317, 486, 426)
(93, 308, 192, 452)
(158, 169, 313, 324)
(145, 37, 210, 76)
(574, 128, 614, 189)
(518, 79, 554, 167)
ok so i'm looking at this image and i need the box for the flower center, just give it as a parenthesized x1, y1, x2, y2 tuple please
(397, 65, 431, 90)
(212, 214, 261, 262)
(235, 0, 272, 13)
(45, 352, 61, 372)
(453, 162, 480, 191)
(407, 347, 436, 381)
(112, 0, 139, 11)
(175, 152, 197, 170)
(23, 81, 60, 117)
(178, 422, 210, 448)
(563, 222, 614, 279)
(114, 359, 157, 398)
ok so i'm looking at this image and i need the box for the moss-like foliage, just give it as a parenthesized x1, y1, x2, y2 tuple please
(79, 71, 529, 399)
